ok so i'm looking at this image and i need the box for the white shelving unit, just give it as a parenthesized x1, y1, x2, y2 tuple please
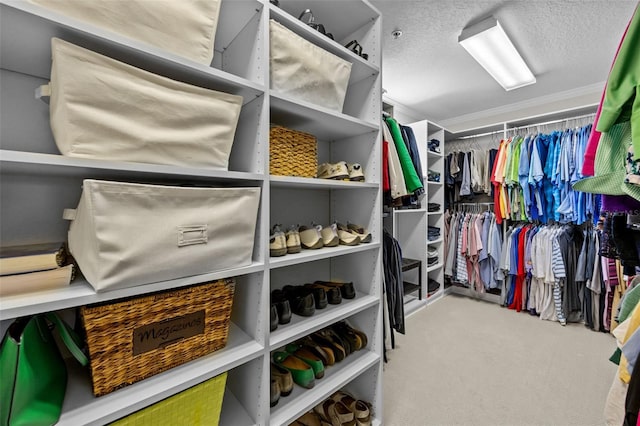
(0, 0, 382, 424)
(389, 120, 446, 312)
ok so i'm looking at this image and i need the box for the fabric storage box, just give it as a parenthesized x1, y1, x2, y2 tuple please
(30, 0, 221, 65)
(110, 372, 227, 425)
(269, 20, 352, 112)
(39, 38, 242, 170)
(269, 126, 317, 177)
(65, 179, 260, 292)
(81, 280, 234, 397)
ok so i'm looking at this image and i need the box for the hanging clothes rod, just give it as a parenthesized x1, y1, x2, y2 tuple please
(507, 112, 596, 133)
(453, 111, 597, 140)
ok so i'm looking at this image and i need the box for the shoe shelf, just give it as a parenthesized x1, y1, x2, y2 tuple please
(0, 262, 264, 321)
(0, 150, 266, 183)
(269, 350, 379, 426)
(269, 175, 378, 190)
(403, 281, 421, 296)
(269, 294, 379, 350)
(270, 92, 378, 139)
(0, 1, 266, 95)
(269, 243, 380, 270)
(58, 322, 262, 426)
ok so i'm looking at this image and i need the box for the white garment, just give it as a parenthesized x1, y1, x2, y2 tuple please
(383, 122, 409, 199)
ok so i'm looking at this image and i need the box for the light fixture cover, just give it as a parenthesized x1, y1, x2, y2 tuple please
(458, 16, 536, 91)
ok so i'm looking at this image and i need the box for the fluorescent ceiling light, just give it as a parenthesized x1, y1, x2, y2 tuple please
(458, 16, 536, 91)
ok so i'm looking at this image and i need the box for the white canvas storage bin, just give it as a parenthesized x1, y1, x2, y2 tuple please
(30, 0, 221, 65)
(65, 180, 261, 292)
(269, 20, 352, 112)
(40, 38, 243, 170)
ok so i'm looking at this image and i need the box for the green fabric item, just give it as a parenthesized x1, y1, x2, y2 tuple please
(596, 4, 640, 160)
(610, 347, 622, 366)
(620, 283, 640, 324)
(385, 117, 423, 194)
(0, 313, 88, 426)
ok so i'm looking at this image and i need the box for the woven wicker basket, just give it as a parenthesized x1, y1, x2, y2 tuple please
(269, 125, 317, 177)
(110, 372, 227, 426)
(81, 279, 235, 396)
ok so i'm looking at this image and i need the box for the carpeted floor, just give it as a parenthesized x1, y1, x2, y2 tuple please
(383, 294, 618, 426)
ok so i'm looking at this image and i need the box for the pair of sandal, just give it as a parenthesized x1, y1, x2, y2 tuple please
(345, 40, 369, 60)
(299, 9, 334, 40)
(315, 390, 372, 426)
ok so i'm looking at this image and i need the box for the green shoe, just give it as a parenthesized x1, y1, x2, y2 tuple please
(285, 343, 326, 379)
(273, 351, 315, 389)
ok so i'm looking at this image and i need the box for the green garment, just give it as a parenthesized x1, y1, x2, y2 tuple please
(385, 117, 423, 194)
(596, 4, 640, 159)
(620, 283, 640, 324)
(609, 284, 640, 366)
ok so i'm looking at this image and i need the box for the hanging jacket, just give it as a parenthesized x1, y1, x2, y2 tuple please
(383, 121, 410, 199)
(383, 229, 405, 334)
(400, 125, 425, 187)
(385, 117, 424, 195)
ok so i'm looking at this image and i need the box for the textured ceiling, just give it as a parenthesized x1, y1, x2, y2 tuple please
(372, 0, 638, 131)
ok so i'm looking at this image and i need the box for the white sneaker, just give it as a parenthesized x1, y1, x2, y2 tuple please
(286, 225, 301, 254)
(317, 161, 349, 180)
(320, 223, 339, 247)
(298, 224, 324, 249)
(270, 225, 287, 257)
(347, 163, 365, 181)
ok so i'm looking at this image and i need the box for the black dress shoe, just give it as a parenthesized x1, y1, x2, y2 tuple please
(304, 284, 328, 309)
(270, 304, 279, 331)
(282, 285, 315, 317)
(271, 289, 292, 324)
(314, 280, 356, 299)
(310, 283, 342, 304)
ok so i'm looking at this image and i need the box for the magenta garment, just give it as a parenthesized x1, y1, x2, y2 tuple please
(582, 18, 633, 176)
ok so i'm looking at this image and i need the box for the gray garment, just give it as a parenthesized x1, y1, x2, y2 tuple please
(575, 229, 588, 282)
(444, 212, 459, 277)
(460, 152, 472, 196)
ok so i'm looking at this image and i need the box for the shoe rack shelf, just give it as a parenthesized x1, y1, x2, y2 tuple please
(0, 0, 382, 424)
(269, 294, 379, 350)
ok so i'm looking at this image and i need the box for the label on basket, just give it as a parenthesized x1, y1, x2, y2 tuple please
(132, 310, 206, 355)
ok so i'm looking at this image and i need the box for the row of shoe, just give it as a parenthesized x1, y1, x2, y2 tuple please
(317, 161, 365, 182)
(271, 281, 356, 331)
(270, 322, 368, 406)
(289, 390, 372, 426)
(270, 222, 371, 257)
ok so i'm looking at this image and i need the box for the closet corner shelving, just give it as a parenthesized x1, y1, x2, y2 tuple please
(390, 119, 446, 315)
(0, 0, 383, 425)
